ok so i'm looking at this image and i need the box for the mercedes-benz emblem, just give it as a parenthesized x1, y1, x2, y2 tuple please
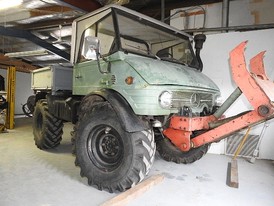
(190, 93, 200, 107)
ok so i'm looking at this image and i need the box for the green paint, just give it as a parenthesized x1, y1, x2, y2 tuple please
(72, 6, 220, 116)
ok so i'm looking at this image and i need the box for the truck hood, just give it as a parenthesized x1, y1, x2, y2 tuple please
(125, 56, 220, 91)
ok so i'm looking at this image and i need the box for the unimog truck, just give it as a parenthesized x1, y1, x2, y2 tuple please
(31, 5, 274, 192)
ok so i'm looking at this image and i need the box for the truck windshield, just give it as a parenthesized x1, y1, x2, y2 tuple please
(116, 12, 198, 68)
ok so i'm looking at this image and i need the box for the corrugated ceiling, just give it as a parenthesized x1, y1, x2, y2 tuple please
(0, 0, 222, 72)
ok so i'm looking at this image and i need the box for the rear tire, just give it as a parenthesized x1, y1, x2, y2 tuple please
(22, 95, 35, 117)
(75, 102, 155, 192)
(33, 99, 63, 149)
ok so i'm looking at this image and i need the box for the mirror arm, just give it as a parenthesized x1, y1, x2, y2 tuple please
(96, 50, 109, 74)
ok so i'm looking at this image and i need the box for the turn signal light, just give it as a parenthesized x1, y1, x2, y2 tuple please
(125, 76, 134, 85)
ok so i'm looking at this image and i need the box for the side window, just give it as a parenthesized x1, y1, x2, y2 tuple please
(97, 29, 114, 55)
(78, 15, 115, 63)
(172, 43, 193, 64)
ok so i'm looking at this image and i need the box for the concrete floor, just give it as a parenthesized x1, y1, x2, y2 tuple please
(0, 118, 273, 206)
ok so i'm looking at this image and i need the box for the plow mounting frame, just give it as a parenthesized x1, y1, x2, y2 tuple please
(163, 41, 274, 152)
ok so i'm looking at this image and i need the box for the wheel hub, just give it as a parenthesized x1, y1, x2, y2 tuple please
(100, 134, 120, 157)
(87, 125, 124, 171)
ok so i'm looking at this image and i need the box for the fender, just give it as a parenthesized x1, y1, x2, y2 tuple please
(83, 89, 149, 132)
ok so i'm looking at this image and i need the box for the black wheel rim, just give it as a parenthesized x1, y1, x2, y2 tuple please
(87, 125, 124, 171)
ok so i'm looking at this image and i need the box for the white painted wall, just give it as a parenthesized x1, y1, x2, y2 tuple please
(0, 69, 33, 115)
(170, 0, 274, 30)
(170, 3, 222, 30)
(170, 0, 274, 160)
(200, 29, 274, 160)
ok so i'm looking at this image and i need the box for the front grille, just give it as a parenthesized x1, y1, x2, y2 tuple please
(171, 91, 214, 109)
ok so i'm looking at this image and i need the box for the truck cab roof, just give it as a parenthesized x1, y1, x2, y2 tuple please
(70, 4, 193, 64)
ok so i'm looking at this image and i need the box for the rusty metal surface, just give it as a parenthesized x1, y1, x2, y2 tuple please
(250, 51, 268, 80)
(250, 51, 274, 102)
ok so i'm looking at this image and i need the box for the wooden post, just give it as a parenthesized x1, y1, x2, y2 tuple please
(227, 128, 251, 188)
(227, 159, 239, 188)
(6, 66, 16, 129)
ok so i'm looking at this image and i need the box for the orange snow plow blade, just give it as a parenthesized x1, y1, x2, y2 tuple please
(164, 41, 274, 152)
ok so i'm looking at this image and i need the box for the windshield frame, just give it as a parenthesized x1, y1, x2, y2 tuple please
(111, 8, 199, 69)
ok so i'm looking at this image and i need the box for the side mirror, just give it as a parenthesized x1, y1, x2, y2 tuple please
(83, 36, 100, 60)
(194, 34, 206, 72)
(83, 36, 109, 74)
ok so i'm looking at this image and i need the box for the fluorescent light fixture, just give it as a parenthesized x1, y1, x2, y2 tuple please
(0, 0, 23, 10)
(53, 44, 66, 50)
(5, 50, 49, 58)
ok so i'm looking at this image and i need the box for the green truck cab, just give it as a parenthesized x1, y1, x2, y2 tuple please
(32, 5, 220, 192)
(71, 5, 219, 116)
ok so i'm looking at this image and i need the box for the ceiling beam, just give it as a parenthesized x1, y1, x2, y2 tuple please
(31, 59, 69, 65)
(0, 6, 75, 24)
(18, 18, 75, 31)
(30, 6, 74, 15)
(0, 26, 70, 61)
(54, 0, 101, 12)
(0, 54, 38, 73)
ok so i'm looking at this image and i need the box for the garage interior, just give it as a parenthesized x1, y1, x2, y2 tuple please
(0, 0, 274, 206)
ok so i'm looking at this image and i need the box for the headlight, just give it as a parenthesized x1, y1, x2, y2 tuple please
(159, 91, 172, 108)
(215, 95, 223, 106)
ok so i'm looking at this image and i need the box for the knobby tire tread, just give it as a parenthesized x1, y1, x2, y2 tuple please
(73, 99, 155, 192)
(33, 99, 63, 150)
(157, 138, 209, 164)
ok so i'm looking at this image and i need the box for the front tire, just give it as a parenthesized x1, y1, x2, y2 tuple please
(33, 99, 64, 149)
(157, 138, 209, 164)
(75, 102, 155, 192)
